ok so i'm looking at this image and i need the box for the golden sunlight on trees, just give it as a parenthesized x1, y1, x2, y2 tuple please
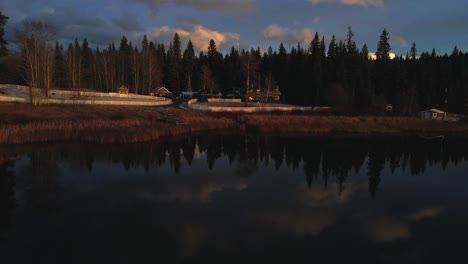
(16, 21, 56, 101)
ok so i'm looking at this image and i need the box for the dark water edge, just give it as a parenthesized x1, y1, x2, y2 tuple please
(1, 135, 468, 263)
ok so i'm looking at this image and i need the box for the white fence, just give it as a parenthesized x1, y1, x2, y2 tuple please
(0, 84, 173, 106)
(187, 99, 313, 113)
(207, 98, 242, 103)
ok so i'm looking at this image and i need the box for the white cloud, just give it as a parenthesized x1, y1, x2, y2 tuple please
(307, 0, 384, 8)
(262, 24, 315, 45)
(312, 16, 321, 24)
(150, 24, 240, 51)
(366, 218, 410, 242)
(391, 34, 408, 47)
(408, 208, 444, 221)
(136, 0, 256, 14)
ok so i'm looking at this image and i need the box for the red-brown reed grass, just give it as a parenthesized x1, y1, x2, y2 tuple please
(1, 103, 468, 144)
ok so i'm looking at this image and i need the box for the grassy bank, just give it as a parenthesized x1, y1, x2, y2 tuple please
(1, 103, 467, 144)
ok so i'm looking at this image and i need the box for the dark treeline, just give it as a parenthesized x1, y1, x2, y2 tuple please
(2, 136, 468, 204)
(1, 12, 468, 112)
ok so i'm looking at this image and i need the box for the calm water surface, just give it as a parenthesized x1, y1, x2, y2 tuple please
(1, 136, 468, 263)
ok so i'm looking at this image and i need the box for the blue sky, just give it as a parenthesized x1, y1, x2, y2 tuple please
(1, 0, 467, 55)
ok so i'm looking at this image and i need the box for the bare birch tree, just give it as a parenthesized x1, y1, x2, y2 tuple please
(131, 47, 140, 94)
(240, 51, 259, 106)
(17, 21, 55, 100)
(66, 40, 82, 89)
(201, 64, 218, 95)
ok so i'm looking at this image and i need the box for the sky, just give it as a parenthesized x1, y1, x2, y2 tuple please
(1, 0, 468, 55)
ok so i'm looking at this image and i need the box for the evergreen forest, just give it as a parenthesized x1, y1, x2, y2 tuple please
(1, 11, 467, 114)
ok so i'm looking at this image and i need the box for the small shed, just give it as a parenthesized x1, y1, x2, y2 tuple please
(420, 109, 446, 120)
(181, 91, 198, 100)
(153, 86, 173, 98)
(268, 88, 281, 102)
(119, 85, 129, 95)
(247, 88, 281, 102)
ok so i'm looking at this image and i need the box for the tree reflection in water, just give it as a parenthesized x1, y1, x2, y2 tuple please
(1, 136, 466, 198)
(0, 154, 17, 233)
(1, 136, 468, 263)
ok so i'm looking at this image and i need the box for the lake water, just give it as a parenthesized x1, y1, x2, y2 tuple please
(1, 136, 468, 263)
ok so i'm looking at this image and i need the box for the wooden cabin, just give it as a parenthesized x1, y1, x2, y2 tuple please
(118, 85, 129, 95)
(152, 86, 173, 98)
(247, 88, 281, 102)
(420, 109, 446, 120)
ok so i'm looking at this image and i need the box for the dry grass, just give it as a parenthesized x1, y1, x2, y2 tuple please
(1, 103, 468, 144)
(242, 114, 468, 136)
(0, 103, 238, 144)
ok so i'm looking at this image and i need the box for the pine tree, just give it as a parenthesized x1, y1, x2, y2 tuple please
(376, 28, 391, 60)
(410, 42, 417, 60)
(327, 35, 337, 59)
(166, 33, 183, 95)
(0, 10, 8, 83)
(309, 32, 320, 58)
(119, 36, 130, 51)
(320, 36, 326, 58)
(207, 39, 218, 58)
(207, 39, 224, 94)
(54, 42, 65, 87)
(182, 40, 195, 91)
(140, 35, 149, 94)
(142, 35, 149, 51)
(172, 33, 182, 60)
(361, 44, 369, 60)
(0, 10, 7, 57)
(451, 46, 459, 57)
(81, 38, 92, 88)
(118, 36, 131, 88)
(346, 26, 357, 56)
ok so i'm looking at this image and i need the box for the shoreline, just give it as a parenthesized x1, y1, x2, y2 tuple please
(1, 104, 467, 145)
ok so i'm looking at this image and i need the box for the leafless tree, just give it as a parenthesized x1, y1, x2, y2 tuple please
(201, 64, 218, 95)
(100, 49, 116, 93)
(263, 72, 276, 106)
(66, 42, 82, 89)
(131, 47, 140, 94)
(17, 21, 56, 99)
(240, 51, 260, 106)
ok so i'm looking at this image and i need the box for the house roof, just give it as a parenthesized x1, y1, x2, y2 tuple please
(181, 91, 198, 95)
(421, 109, 445, 114)
(269, 89, 281, 96)
(155, 87, 172, 94)
(247, 88, 281, 96)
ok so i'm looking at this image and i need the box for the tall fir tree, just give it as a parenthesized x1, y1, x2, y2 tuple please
(346, 26, 357, 56)
(0, 10, 8, 83)
(207, 39, 224, 93)
(327, 35, 337, 59)
(410, 42, 418, 60)
(54, 42, 66, 88)
(81, 38, 92, 88)
(376, 28, 391, 60)
(361, 44, 369, 59)
(309, 32, 320, 58)
(0, 10, 7, 57)
(166, 33, 182, 95)
(182, 40, 195, 91)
